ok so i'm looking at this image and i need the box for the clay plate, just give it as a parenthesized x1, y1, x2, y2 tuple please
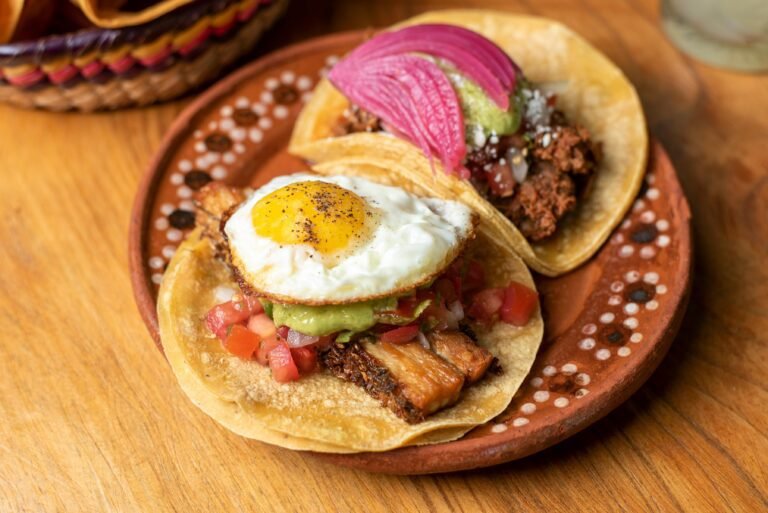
(129, 31, 692, 474)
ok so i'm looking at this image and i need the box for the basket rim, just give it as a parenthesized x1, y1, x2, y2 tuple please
(0, 0, 272, 66)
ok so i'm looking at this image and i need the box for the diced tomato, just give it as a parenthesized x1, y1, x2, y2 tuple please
(393, 295, 419, 318)
(380, 325, 420, 344)
(500, 282, 539, 326)
(205, 301, 252, 340)
(255, 334, 282, 366)
(276, 325, 290, 340)
(421, 301, 458, 331)
(315, 335, 334, 349)
(244, 295, 264, 315)
(435, 278, 458, 304)
(268, 342, 300, 382)
(247, 313, 276, 339)
(463, 260, 486, 293)
(487, 162, 515, 198)
(223, 324, 261, 359)
(467, 287, 505, 322)
(446, 257, 464, 294)
(290, 346, 318, 374)
(417, 289, 436, 301)
(547, 94, 558, 107)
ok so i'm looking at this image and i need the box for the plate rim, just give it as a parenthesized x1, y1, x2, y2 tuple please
(128, 29, 692, 474)
(129, 29, 369, 349)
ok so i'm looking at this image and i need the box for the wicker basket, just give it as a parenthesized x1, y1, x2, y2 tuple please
(0, 0, 288, 111)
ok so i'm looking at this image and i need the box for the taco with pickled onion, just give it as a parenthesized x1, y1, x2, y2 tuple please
(158, 161, 543, 453)
(289, 10, 648, 276)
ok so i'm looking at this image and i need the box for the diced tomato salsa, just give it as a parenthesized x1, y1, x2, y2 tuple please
(380, 325, 420, 344)
(290, 346, 318, 374)
(468, 281, 538, 326)
(224, 324, 260, 359)
(500, 282, 539, 326)
(203, 258, 537, 383)
(205, 296, 263, 341)
(268, 342, 299, 383)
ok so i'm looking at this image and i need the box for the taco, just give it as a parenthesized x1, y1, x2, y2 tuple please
(289, 10, 648, 276)
(158, 163, 543, 453)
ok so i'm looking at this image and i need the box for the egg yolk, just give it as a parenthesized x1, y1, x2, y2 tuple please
(251, 181, 370, 254)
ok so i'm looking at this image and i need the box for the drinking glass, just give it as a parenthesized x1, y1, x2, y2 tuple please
(661, 0, 768, 72)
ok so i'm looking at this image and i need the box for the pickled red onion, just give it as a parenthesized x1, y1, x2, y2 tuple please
(331, 54, 466, 173)
(349, 24, 518, 109)
(329, 24, 519, 176)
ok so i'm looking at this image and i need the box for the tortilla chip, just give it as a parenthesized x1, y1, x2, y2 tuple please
(158, 169, 543, 453)
(289, 10, 648, 276)
(71, 0, 192, 28)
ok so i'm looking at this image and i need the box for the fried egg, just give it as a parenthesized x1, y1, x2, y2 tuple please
(224, 173, 475, 304)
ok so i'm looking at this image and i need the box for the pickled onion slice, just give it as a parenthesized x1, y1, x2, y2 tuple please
(328, 24, 519, 176)
(331, 53, 466, 174)
(349, 24, 519, 109)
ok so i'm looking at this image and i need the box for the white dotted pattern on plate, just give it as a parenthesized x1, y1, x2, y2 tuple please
(143, 59, 673, 436)
(494, 172, 670, 432)
(147, 60, 336, 284)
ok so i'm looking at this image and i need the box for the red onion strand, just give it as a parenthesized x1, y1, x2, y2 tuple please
(329, 23, 519, 177)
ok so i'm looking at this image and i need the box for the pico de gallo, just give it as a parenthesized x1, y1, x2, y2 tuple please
(205, 257, 538, 383)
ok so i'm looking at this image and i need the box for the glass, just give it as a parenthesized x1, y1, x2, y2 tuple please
(661, 0, 768, 72)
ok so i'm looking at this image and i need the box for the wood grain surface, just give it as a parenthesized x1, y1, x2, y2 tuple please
(0, 1, 765, 511)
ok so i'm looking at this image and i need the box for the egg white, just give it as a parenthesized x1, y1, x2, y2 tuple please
(223, 173, 474, 304)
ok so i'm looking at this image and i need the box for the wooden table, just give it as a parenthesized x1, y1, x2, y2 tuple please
(1, 1, 766, 511)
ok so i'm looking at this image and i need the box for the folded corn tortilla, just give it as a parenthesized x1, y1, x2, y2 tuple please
(157, 163, 543, 452)
(289, 10, 648, 276)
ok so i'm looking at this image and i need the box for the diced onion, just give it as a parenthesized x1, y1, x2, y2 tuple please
(286, 329, 320, 348)
(508, 148, 529, 183)
(213, 286, 237, 303)
(448, 300, 465, 321)
(417, 332, 430, 349)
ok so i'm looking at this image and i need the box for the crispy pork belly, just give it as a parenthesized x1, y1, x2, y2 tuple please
(427, 331, 495, 384)
(321, 340, 465, 424)
(194, 183, 246, 255)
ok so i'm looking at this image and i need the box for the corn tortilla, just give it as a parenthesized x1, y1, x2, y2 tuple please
(158, 164, 543, 452)
(289, 10, 648, 276)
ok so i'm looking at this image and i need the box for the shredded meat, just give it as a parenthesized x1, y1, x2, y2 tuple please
(333, 105, 382, 136)
(496, 163, 576, 241)
(334, 101, 601, 241)
(467, 116, 600, 241)
(532, 124, 601, 176)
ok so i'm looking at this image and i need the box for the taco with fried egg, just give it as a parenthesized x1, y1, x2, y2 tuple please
(289, 10, 648, 276)
(157, 163, 543, 453)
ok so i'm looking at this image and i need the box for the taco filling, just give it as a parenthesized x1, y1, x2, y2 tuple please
(192, 177, 538, 424)
(329, 25, 602, 242)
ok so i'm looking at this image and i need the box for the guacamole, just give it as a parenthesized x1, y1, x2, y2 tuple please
(265, 295, 433, 338)
(269, 297, 397, 337)
(445, 70, 524, 145)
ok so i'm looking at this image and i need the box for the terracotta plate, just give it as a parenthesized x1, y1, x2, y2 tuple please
(129, 31, 692, 474)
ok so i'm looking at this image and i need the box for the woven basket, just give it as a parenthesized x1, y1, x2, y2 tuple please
(0, 0, 288, 111)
